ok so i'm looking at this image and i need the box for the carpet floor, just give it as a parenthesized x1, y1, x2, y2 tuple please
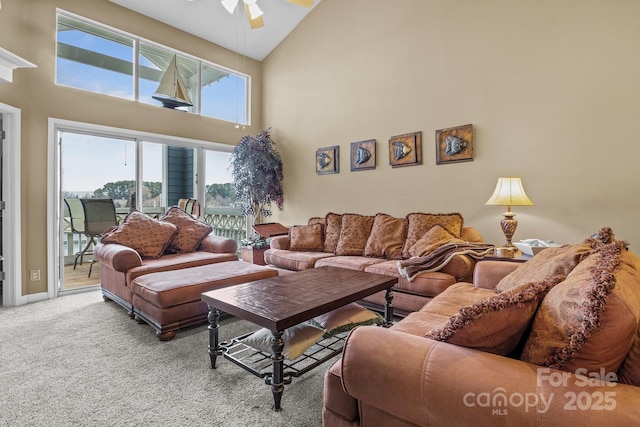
(0, 290, 336, 426)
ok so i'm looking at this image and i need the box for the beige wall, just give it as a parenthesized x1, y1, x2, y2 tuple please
(0, 0, 262, 296)
(263, 0, 640, 250)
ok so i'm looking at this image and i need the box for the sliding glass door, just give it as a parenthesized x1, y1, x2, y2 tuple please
(57, 129, 236, 293)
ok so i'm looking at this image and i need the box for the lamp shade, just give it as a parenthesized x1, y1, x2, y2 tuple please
(485, 177, 534, 207)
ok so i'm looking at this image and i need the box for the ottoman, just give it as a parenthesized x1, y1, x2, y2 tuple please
(131, 261, 278, 340)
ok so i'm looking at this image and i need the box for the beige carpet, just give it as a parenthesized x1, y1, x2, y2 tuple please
(0, 291, 334, 426)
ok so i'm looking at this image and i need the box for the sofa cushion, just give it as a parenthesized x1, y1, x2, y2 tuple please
(240, 323, 325, 360)
(323, 213, 342, 253)
(161, 206, 212, 254)
(335, 214, 375, 256)
(101, 210, 178, 259)
(308, 216, 326, 227)
(408, 225, 465, 258)
(315, 256, 385, 271)
(289, 224, 324, 251)
(496, 243, 593, 292)
(402, 213, 464, 259)
(425, 275, 564, 355)
(521, 241, 640, 373)
(263, 248, 334, 271)
(310, 303, 383, 338)
(364, 214, 407, 260)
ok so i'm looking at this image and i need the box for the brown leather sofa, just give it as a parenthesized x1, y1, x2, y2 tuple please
(95, 235, 238, 315)
(323, 230, 640, 426)
(265, 212, 486, 316)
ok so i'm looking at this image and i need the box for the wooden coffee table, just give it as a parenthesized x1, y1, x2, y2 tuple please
(201, 266, 397, 411)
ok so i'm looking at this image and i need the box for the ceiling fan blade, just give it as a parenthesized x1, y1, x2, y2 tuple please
(286, 0, 315, 7)
(244, 3, 264, 29)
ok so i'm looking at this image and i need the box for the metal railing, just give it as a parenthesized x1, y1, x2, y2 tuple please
(63, 207, 247, 265)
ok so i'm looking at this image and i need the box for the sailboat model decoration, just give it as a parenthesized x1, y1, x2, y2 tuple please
(152, 55, 193, 109)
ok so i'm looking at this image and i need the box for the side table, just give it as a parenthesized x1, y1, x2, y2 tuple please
(240, 246, 268, 265)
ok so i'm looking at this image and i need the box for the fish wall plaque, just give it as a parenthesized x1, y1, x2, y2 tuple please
(316, 145, 340, 175)
(389, 131, 422, 168)
(350, 139, 376, 171)
(435, 124, 474, 164)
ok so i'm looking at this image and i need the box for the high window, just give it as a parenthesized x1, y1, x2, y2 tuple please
(56, 11, 249, 125)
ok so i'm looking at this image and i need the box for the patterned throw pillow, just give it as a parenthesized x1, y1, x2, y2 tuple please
(495, 243, 593, 292)
(310, 303, 383, 338)
(334, 214, 375, 256)
(323, 213, 342, 253)
(364, 213, 407, 260)
(408, 224, 465, 257)
(520, 241, 640, 373)
(289, 223, 324, 251)
(425, 275, 565, 355)
(161, 206, 212, 253)
(401, 213, 464, 259)
(100, 210, 178, 259)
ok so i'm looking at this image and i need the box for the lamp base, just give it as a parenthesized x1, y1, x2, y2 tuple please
(500, 212, 518, 247)
(495, 247, 516, 258)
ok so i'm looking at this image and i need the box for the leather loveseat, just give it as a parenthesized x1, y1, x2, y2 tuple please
(95, 208, 238, 316)
(323, 228, 640, 426)
(265, 212, 490, 316)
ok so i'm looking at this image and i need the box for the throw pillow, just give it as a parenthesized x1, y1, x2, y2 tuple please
(408, 224, 465, 257)
(309, 303, 383, 338)
(308, 217, 326, 227)
(495, 243, 593, 292)
(521, 241, 640, 373)
(323, 213, 342, 253)
(364, 213, 407, 260)
(289, 223, 324, 251)
(100, 210, 178, 259)
(334, 214, 375, 256)
(402, 213, 464, 259)
(425, 275, 565, 355)
(240, 323, 325, 360)
(161, 206, 212, 253)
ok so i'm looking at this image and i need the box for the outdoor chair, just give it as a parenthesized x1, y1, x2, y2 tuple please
(65, 198, 118, 277)
(178, 198, 201, 218)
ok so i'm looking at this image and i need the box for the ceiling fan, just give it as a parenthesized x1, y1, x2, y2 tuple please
(221, 0, 314, 29)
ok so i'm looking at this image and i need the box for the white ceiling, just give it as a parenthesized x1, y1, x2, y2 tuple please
(109, 0, 321, 61)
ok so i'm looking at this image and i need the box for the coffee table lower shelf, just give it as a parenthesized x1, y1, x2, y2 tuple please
(220, 330, 347, 381)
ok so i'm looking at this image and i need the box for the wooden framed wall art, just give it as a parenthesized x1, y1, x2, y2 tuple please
(435, 124, 474, 164)
(389, 131, 422, 168)
(316, 145, 339, 175)
(350, 139, 376, 171)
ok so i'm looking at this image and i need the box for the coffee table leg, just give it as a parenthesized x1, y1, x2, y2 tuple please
(270, 330, 285, 411)
(207, 306, 221, 369)
(384, 288, 394, 326)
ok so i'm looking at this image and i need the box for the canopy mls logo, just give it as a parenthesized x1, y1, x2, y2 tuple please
(463, 367, 618, 416)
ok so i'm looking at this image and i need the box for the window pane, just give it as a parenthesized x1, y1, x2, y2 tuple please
(141, 142, 164, 215)
(56, 15, 134, 99)
(201, 65, 247, 124)
(204, 150, 234, 208)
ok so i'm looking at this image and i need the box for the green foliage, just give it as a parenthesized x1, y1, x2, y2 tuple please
(229, 128, 284, 223)
(92, 180, 161, 200)
(206, 182, 235, 200)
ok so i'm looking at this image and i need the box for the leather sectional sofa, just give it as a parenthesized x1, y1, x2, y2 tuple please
(322, 228, 640, 426)
(265, 212, 489, 316)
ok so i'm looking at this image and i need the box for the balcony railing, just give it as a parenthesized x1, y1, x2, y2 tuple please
(63, 207, 247, 265)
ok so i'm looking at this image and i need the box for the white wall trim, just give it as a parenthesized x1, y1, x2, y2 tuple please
(1, 102, 24, 306)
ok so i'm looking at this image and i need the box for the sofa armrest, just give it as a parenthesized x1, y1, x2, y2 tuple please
(439, 254, 475, 282)
(341, 327, 640, 426)
(269, 235, 290, 250)
(472, 260, 521, 289)
(94, 243, 142, 273)
(197, 234, 238, 254)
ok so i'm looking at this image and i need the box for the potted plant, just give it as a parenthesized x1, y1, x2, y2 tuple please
(230, 128, 284, 257)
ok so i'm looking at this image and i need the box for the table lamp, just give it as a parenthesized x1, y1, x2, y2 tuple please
(485, 177, 534, 249)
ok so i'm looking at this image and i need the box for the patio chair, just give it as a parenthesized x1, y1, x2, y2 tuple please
(178, 198, 201, 218)
(73, 198, 118, 277)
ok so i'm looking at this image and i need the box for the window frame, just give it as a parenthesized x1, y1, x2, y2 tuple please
(55, 9, 251, 126)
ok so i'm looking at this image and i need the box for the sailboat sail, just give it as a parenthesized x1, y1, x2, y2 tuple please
(152, 55, 193, 109)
